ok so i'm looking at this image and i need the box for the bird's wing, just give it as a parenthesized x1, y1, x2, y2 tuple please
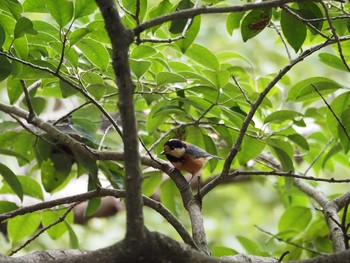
(186, 144, 214, 159)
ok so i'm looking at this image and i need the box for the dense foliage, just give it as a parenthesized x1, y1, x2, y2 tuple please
(0, 0, 349, 262)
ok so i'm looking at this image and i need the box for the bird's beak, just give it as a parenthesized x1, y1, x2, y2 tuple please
(160, 150, 165, 155)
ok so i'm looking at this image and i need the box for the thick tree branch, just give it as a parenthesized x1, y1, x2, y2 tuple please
(294, 179, 347, 252)
(0, 188, 197, 249)
(95, 0, 144, 243)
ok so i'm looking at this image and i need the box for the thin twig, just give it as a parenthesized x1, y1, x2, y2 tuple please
(116, 0, 135, 18)
(304, 137, 334, 175)
(20, 80, 35, 120)
(232, 76, 252, 105)
(318, 0, 350, 71)
(0, 50, 123, 138)
(255, 225, 324, 256)
(341, 196, 350, 249)
(0, 188, 197, 250)
(312, 84, 350, 142)
(134, 0, 319, 35)
(281, 5, 330, 39)
(270, 21, 291, 60)
(9, 202, 80, 256)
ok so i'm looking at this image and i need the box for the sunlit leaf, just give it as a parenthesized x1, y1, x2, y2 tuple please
(278, 206, 312, 238)
(0, 24, 5, 48)
(14, 16, 37, 39)
(74, 0, 97, 19)
(0, 200, 18, 214)
(169, 0, 194, 34)
(318, 53, 349, 72)
(287, 77, 343, 102)
(281, 9, 306, 52)
(46, 0, 74, 28)
(142, 171, 162, 197)
(226, 12, 245, 36)
(0, 163, 23, 201)
(130, 59, 152, 79)
(185, 43, 219, 71)
(241, 9, 271, 42)
(160, 179, 180, 217)
(8, 212, 41, 243)
(75, 39, 109, 69)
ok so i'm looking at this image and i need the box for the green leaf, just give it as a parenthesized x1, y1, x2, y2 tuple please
(226, 12, 245, 36)
(185, 43, 219, 71)
(0, 56, 12, 82)
(288, 134, 309, 151)
(121, 0, 147, 23)
(268, 139, 294, 172)
(23, 0, 47, 12)
(241, 9, 271, 42)
(160, 179, 180, 216)
(75, 39, 109, 69)
(0, 0, 23, 20)
(211, 246, 238, 257)
(85, 197, 101, 217)
(0, 148, 29, 163)
(130, 59, 152, 79)
(236, 236, 269, 256)
(278, 206, 312, 237)
(66, 222, 79, 248)
(156, 72, 187, 86)
(264, 110, 304, 125)
(13, 36, 29, 59)
(14, 16, 37, 39)
(99, 161, 124, 189)
(281, 9, 307, 52)
(318, 53, 349, 72)
(169, 0, 194, 34)
(87, 21, 110, 44)
(238, 137, 265, 165)
(0, 200, 18, 214)
(41, 157, 71, 193)
(326, 92, 350, 144)
(0, 163, 23, 201)
(338, 108, 350, 153)
(176, 15, 201, 53)
(297, 2, 323, 33)
(17, 176, 44, 200)
(202, 69, 230, 89)
(142, 171, 162, 197)
(42, 209, 69, 239)
(322, 143, 342, 168)
(69, 27, 90, 45)
(130, 46, 157, 59)
(31, 97, 46, 115)
(46, 0, 74, 28)
(87, 84, 106, 100)
(8, 212, 41, 243)
(287, 77, 343, 102)
(74, 0, 97, 19)
(0, 24, 5, 48)
(153, 105, 188, 118)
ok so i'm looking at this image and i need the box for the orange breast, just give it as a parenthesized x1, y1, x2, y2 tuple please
(171, 154, 206, 176)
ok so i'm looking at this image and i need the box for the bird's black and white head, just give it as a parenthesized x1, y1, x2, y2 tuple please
(161, 139, 187, 158)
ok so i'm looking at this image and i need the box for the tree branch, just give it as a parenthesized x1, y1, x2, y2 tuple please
(294, 179, 347, 252)
(0, 188, 197, 249)
(133, 0, 317, 35)
(96, 0, 143, 244)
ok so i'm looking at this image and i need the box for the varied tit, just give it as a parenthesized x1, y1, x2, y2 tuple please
(161, 139, 221, 192)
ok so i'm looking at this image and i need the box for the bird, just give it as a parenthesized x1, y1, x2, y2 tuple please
(161, 138, 222, 196)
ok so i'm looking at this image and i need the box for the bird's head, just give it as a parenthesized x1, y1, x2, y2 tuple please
(161, 139, 187, 158)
